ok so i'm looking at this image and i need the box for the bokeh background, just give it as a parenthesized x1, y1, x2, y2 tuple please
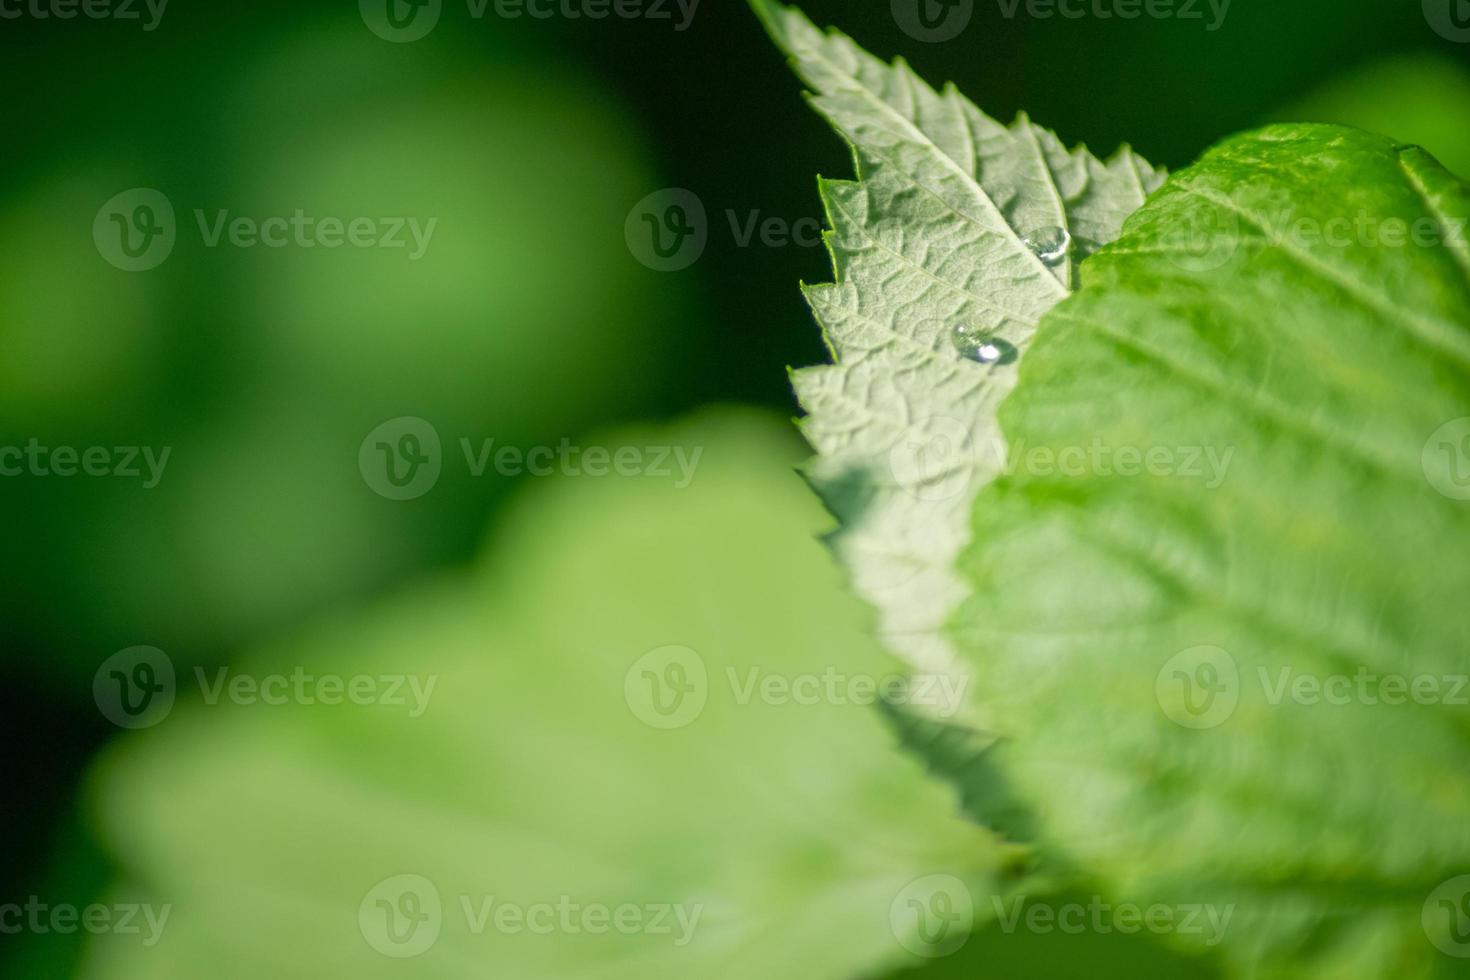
(3, 0, 1469, 974)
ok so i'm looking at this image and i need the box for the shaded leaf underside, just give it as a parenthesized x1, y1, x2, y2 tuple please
(754, 0, 1164, 714)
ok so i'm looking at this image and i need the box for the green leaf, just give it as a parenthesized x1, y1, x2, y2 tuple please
(953, 123, 1470, 978)
(753, 0, 1163, 701)
(77, 410, 998, 980)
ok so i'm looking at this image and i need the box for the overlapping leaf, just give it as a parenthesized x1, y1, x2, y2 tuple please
(953, 124, 1470, 978)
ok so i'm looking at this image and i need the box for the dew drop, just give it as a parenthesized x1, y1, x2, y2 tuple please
(1024, 225, 1071, 265)
(950, 323, 1018, 365)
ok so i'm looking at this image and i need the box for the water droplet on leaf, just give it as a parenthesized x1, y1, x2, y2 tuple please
(1024, 226, 1071, 265)
(950, 324, 1017, 365)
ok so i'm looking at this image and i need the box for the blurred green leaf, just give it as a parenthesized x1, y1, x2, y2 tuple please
(0, 174, 165, 433)
(76, 409, 998, 979)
